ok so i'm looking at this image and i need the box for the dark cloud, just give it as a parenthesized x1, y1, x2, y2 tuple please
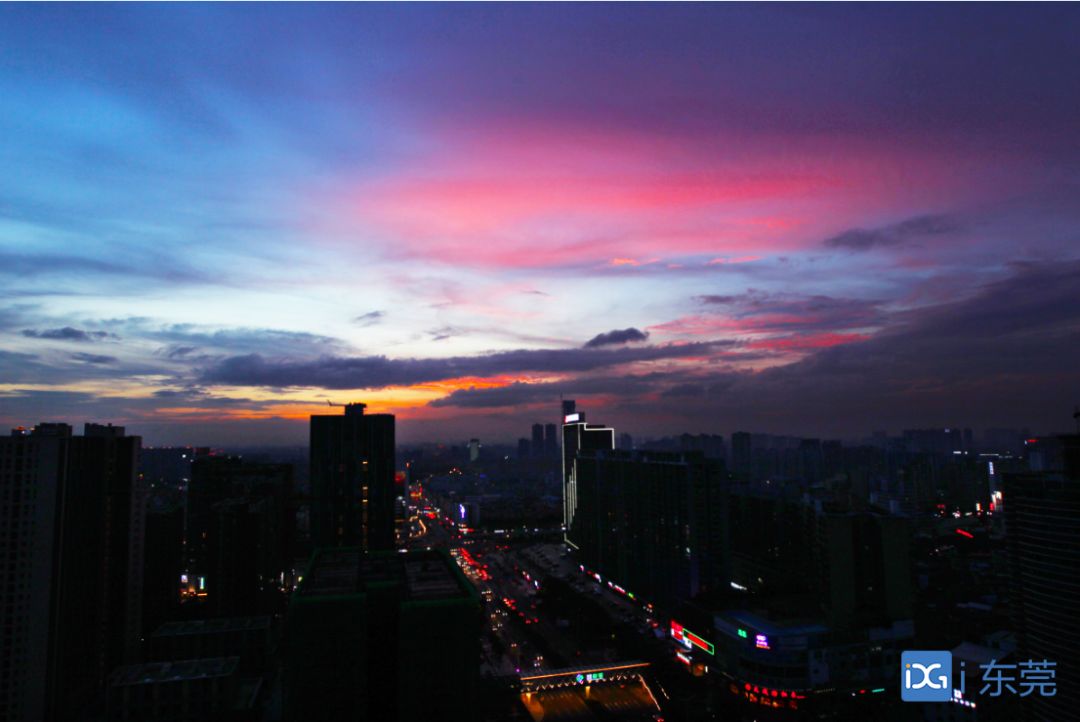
(694, 290, 886, 333)
(675, 261, 1080, 431)
(149, 387, 259, 407)
(162, 345, 199, 360)
(428, 326, 460, 342)
(583, 328, 650, 348)
(152, 388, 197, 399)
(430, 372, 677, 409)
(108, 321, 348, 358)
(430, 381, 561, 409)
(0, 349, 40, 367)
(70, 352, 117, 364)
(353, 310, 385, 327)
(21, 326, 114, 342)
(199, 341, 728, 390)
(432, 262, 1080, 436)
(823, 214, 960, 251)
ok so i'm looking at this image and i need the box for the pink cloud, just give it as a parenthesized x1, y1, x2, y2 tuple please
(307, 115, 1019, 271)
(707, 255, 762, 265)
(746, 332, 870, 351)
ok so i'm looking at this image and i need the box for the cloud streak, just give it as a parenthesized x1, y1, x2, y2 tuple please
(199, 341, 729, 390)
(21, 326, 115, 342)
(823, 214, 961, 251)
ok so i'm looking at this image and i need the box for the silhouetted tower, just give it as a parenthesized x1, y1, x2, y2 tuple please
(310, 403, 395, 551)
(531, 423, 544, 457)
(544, 423, 557, 457)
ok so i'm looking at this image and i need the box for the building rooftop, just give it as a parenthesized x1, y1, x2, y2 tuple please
(724, 610, 829, 637)
(403, 556, 461, 599)
(109, 657, 240, 687)
(152, 616, 272, 638)
(297, 548, 472, 601)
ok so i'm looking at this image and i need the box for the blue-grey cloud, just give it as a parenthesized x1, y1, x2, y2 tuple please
(110, 321, 349, 357)
(161, 345, 199, 360)
(353, 310, 385, 327)
(823, 214, 960, 251)
(71, 352, 117, 364)
(21, 326, 115, 342)
(428, 326, 463, 342)
(695, 291, 886, 332)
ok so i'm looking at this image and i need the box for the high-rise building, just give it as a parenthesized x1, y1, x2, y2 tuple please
(731, 431, 752, 478)
(561, 408, 614, 546)
(187, 455, 293, 615)
(544, 423, 557, 456)
(797, 438, 823, 484)
(814, 511, 912, 630)
(310, 403, 395, 551)
(142, 499, 184, 639)
(467, 438, 480, 463)
(728, 486, 811, 596)
(531, 423, 544, 458)
(0, 422, 145, 722)
(1003, 435, 1080, 722)
(711, 490, 914, 711)
(572, 449, 729, 608)
(284, 548, 480, 721)
(901, 427, 968, 455)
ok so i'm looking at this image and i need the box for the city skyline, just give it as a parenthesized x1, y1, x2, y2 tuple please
(3, 4, 1080, 445)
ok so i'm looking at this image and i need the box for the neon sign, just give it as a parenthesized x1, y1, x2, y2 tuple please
(671, 620, 715, 655)
(575, 672, 605, 683)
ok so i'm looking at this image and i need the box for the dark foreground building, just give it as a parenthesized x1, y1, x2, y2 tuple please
(571, 449, 730, 609)
(0, 423, 144, 722)
(106, 657, 261, 722)
(284, 548, 480, 721)
(309, 403, 396, 550)
(187, 455, 294, 616)
(1003, 435, 1080, 722)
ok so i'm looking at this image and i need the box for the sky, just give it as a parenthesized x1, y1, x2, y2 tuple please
(2, 4, 1079, 446)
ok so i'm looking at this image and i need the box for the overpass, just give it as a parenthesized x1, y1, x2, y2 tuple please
(519, 661, 651, 692)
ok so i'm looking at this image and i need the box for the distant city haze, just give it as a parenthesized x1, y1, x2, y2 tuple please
(2, 4, 1079, 445)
